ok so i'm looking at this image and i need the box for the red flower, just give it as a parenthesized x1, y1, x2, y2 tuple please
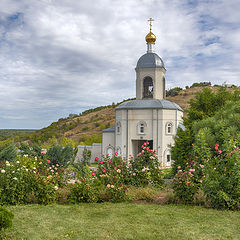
(115, 152, 118, 156)
(95, 157, 99, 161)
(102, 168, 106, 173)
(47, 160, 50, 163)
(82, 178, 85, 181)
(108, 160, 112, 163)
(62, 168, 65, 171)
(100, 161, 103, 164)
(215, 144, 219, 150)
(91, 172, 95, 176)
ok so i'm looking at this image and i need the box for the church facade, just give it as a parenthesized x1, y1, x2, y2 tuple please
(101, 20, 184, 167)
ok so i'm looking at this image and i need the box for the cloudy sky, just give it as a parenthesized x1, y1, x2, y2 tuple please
(0, 0, 239, 129)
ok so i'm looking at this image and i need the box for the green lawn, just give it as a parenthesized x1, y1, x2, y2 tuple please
(6, 203, 240, 240)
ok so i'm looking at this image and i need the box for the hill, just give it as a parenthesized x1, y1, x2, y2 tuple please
(25, 86, 238, 145)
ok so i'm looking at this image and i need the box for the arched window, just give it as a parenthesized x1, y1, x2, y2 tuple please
(116, 122, 121, 134)
(166, 122, 173, 135)
(166, 150, 171, 167)
(116, 147, 121, 156)
(143, 77, 153, 98)
(107, 147, 113, 158)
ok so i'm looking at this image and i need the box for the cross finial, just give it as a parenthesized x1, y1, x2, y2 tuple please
(148, 18, 154, 31)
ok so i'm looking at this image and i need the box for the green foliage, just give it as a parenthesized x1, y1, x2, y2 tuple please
(0, 206, 14, 231)
(171, 128, 193, 175)
(172, 87, 240, 175)
(82, 148, 91, 165)
(79, 134, 102, 145)
(166, 87, 182, 97)
(46, 144, 77, 167)
(0, 141, 17, 164)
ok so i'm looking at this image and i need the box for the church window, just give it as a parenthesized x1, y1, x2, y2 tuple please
(138, 121, 146, 135)
(143, 77, 153, 98)
(116, 147, 121, 156)
(166, 150, 171, 167)
(107, 147, 113, 158)
(116, 122, 121, 134)
(166, 123, 173, 134)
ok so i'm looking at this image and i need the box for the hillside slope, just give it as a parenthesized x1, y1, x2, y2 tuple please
(28, 86, 234, 144)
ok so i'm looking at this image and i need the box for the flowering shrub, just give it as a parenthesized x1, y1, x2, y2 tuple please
(0, 154, 68, 205)
(202, 141, 240, 210)
(173, 156, 200, 203)
(129, 142, 164, 187)
(94, 154, 128, 202)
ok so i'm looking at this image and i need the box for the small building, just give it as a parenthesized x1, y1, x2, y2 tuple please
(101, 20, 184, 167)
(77, 19, 184, 167)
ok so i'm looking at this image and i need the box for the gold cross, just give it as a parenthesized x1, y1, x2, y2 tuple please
(148, 18, 154, 31)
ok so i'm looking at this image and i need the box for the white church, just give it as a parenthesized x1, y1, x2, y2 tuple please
(77, 19, 184, 167)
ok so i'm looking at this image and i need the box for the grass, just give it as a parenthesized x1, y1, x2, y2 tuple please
(6, 203, 240, 240)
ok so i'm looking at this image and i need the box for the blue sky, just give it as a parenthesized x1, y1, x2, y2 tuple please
(0, 0, 239, 129)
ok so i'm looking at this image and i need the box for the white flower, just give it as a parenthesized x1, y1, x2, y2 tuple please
(23, 154, 28, 157)
(51, 169, 54, 172)
(33, 167, 36, 170)
(1, 169, 6, 173)
(26, 169, 28, 172)
(111, 185, 114, 189)
(107, 184, 111, 188)
(16, 161, 20, 164)
(12, 171, 15, 173)
(54, 186, 58, 190)
(6, 162, 10, 167)
(13, 177, 17, 180)
(117, 169, 121, 173)
(35, 157, 37, 160)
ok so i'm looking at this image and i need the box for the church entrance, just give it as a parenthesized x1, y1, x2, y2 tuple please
(132, 140, 153, 158)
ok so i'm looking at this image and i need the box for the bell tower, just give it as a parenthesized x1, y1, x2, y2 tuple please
(135, 18, 166, 100)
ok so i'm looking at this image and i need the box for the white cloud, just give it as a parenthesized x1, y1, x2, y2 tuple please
(0, 0, 239, 128)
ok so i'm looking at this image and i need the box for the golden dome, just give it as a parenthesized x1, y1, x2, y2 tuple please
(145, 31, 156, 44)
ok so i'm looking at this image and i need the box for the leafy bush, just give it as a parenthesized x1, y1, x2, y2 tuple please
(0, 155, 67, 205)
(46, 144, 77, 167)
(0, 206, 14, 231)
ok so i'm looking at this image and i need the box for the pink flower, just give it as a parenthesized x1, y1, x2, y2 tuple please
(146, 147, 149, 150)
(177, 166, 181, 169)
(100, 161, 103, 164)
(146, 141, 149, 145)
(47, 160, 50, 163)
(141, 150, 144, 154)
(82, 178, 85, 181)
(62, 168, 65, 171)
(215, 144, 219, 150)
(199, 164, 204, 168)
(108, 160, 112, 163)
(114, 166, 117, 170)
(218, 150, 222, 154)
(133, 173, 136, 176)
(115, 152, 118, 156)
(91, 172, 95, 176)
(102, 168, 106, 173)
(95, 157, 99, 161)
(189, 169, 195, 172)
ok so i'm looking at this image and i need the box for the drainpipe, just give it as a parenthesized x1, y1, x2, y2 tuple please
(126, 109, 129, 163)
